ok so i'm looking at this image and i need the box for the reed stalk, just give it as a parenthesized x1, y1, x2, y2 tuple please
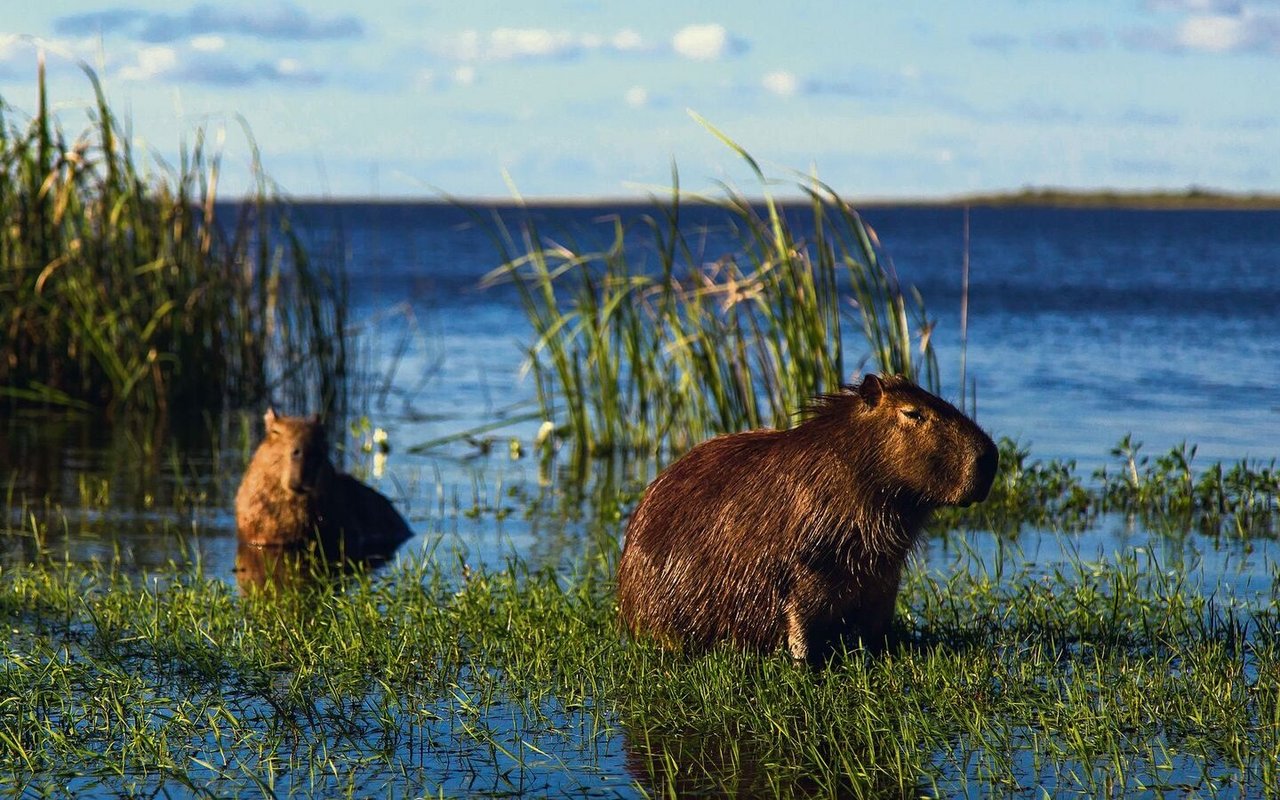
(0, 61, 347, 419)
(484, 131, 939, 458)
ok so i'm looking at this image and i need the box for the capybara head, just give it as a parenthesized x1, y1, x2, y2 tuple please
(262, 409, 332, 495)
(827, 373, 998, 508)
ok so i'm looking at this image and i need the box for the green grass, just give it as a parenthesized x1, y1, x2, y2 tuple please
(937, 437, 1279, 540)
(482, 126, 938, 459)
(0, 60, 348, 418)
(1, 492, 1277, 798)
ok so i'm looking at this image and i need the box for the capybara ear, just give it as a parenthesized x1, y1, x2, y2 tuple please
(264, 408, 278, 426)
(858, 374, 884, 408)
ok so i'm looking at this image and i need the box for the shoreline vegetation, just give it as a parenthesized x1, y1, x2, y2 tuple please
(0, 63, 348, 419)
(483, 118, 948, 461)
(276, 186, 1280, 210)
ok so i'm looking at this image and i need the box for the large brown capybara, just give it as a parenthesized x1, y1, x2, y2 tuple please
(235, 410, 412, 557)
(616, 373, 998, 663)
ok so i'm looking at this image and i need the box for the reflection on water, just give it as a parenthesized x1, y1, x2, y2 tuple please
(233, 536, 411, 593)
(623, 723, 923, 799)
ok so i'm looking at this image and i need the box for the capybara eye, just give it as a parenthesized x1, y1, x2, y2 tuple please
(900, 408, 925, 422)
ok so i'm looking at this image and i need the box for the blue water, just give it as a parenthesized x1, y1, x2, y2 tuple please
(5, 203, 1278, 558)
(290, 202, 1280, 470)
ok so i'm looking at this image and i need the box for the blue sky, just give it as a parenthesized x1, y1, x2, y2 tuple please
(1, 1, 1277, 199)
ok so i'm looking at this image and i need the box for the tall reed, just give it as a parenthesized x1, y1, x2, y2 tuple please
(0, 59, 347, 418)
(484, 131, 938, 458)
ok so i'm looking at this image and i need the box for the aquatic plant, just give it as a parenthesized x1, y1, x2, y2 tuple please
(937, 437, 1279, 540)
(1096, 436, 1280, 538)
(0, 59, 348, 418)
(483, 125, 938, 458)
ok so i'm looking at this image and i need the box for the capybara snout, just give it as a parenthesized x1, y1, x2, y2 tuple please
(966, 440, 1000, 505)
(269, 415, 326, 495)
(616, 373, 998, 663)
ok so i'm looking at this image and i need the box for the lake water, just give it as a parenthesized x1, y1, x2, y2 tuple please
(3, 202, 1278, 572)
(308, 201, 1280, 470)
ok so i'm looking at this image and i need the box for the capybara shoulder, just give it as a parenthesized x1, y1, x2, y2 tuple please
(235, 409, 412, 553)
(616, 373, 998, 663)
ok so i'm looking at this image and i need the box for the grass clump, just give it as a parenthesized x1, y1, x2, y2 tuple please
(1, 531, 1276, 798)
(484, 129, 937, 458)
(938, 437, 1279, 540)
(0, 59, 347, 417)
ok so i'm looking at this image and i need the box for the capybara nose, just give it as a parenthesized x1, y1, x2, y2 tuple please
(971, 441, 999, 503)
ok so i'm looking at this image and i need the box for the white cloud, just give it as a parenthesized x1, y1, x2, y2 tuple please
(440, 28, 649, 62)
(1176, 14, 1248, 50)
(190, 34, 226, 52)
(453, 65, 476, 86)
(488, 28, 576, 60)
(119, 45, 177, 80)
(0, 33, 22, 59)
(672, 23, 729, 60)
(613, 29, 644, 51)
(624, 86, 648, 107)
(1129, 2, 1280, 55)
(762, 70, 799, 96)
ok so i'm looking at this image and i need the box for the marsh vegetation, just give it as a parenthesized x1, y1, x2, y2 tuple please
(0, 64, 347, 418)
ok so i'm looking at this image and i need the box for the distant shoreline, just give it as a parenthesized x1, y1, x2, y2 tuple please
(914, 188, 1280, 210)
(278, 188, 1280, 210)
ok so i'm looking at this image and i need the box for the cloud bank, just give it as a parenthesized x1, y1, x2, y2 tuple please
(54, 3, 363, 43)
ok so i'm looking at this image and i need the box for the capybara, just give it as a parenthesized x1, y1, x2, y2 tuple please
(616, 373, 998, 662)
(235, 410, 412, 555)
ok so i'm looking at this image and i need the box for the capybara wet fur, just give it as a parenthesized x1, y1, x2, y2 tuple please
(616, 373, 998, 663)
(235, 410, 412, 556)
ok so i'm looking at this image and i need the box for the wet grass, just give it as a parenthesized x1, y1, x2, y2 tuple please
(0, 60, 348, 418)
(483, 129, 937, 459)
(938, 437, 1280, 540)
(2, 480, 1278, 798)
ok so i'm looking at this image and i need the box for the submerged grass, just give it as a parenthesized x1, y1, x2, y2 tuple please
(1, 522, 1277, 798)
(483, 129, 937, 458)
(0, 60, 348, 418)
(937, 438, 1280, 540)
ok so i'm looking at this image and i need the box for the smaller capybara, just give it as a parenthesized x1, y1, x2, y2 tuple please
(235, 410, 412, 556)
(616, 373, 998, 663)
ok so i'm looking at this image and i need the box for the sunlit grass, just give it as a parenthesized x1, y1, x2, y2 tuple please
(0, 59, 348, 418)
(482, 129, 938, 459)
(1, 502, 1277, 798)
(937, 438, 1279, 540)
